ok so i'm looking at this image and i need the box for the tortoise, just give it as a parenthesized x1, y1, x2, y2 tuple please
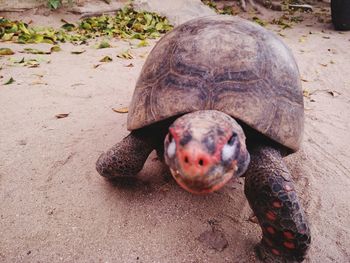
(96, 15, 311, 262)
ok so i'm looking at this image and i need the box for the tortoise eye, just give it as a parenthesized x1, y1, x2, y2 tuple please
(227, 132, 237, 146)
(222, 133, 238, 162)
(166, 133, 176, 158)
(168, 132, 173, 142)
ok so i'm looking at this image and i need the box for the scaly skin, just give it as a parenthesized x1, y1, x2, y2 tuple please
(96, 130, 156, 178)
(244, 146, 311, 262)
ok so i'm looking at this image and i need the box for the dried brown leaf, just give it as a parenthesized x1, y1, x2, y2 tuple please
(112, 107, 128, 113)
(303, 89, 310, 98)
(99, 56, 113, 62)
(117, 50, 133, 59)
(55, 113, 69, 119)
(327, 91, 341, 97)
(31, 80, 48, 85)
(71, 50, 86, 54)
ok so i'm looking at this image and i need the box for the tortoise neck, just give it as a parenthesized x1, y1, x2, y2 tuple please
(236, 120, 290, 157)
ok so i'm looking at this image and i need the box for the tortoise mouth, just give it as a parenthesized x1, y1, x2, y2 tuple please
(169, 166, 235, 194)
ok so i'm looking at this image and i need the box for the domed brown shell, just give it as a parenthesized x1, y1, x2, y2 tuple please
(127, 15, 304, 152)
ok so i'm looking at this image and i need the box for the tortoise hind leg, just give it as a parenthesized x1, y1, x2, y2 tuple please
(96, 130, 156, 179)
(244, 146, 311, 262)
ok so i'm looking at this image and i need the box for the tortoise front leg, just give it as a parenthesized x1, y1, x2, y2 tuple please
(244, 146, 311, 262)
(96, 130, 156, 179)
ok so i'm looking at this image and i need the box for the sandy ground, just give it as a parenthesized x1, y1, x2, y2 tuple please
(1, 1, 350, 262)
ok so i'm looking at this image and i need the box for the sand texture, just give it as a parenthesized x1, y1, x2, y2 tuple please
(0, 1, 350, 262)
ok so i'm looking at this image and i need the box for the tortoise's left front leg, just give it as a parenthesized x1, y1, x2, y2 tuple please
(96, 129, 156, 179)
(244, 146, 311, 262)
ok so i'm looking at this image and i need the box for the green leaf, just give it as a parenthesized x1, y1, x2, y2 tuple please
(18, 22, 30, 35)
(81, 22, 92, 30)
(144, 13, 153, 25)
(31, 34, 44, 43)
(155, 22, 165, 31)
(149, 31, 160, 38)
(50, 45, 61, 52)
(4, 77, 15, 85)
(130, 33, 145, 40)
(1, 33, 14, 41)
(0, 48, 14, 55)
(48, 0, 61, 10)
(97, 40, 111, 49)
(7, 24, 19, 33)
(137, 39, 149, 47)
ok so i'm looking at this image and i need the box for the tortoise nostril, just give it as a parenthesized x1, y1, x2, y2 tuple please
(184, 156, 189, 163)
(181, 153, 208, 168)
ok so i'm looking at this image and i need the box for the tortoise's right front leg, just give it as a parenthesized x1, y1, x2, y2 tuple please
(96, 130, 156, 179)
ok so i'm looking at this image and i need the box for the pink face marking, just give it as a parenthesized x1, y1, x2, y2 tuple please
(164, 110, 249, 194)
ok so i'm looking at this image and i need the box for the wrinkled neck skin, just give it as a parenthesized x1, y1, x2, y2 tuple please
(164, 110, 250, 194)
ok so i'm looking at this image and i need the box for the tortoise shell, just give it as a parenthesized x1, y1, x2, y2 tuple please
(127, 15, 304, 151)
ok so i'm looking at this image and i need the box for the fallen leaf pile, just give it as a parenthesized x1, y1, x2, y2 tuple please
(271, 14, 304, 29)
(0, 6, 173, 45)
(201, 0, 317, 29)
(201, 0, 238, 15)
(78, 7, 173, 40)
(0, 17, 76, 44)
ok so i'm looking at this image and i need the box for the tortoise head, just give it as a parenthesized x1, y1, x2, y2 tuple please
(164, 110, 250, 194)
